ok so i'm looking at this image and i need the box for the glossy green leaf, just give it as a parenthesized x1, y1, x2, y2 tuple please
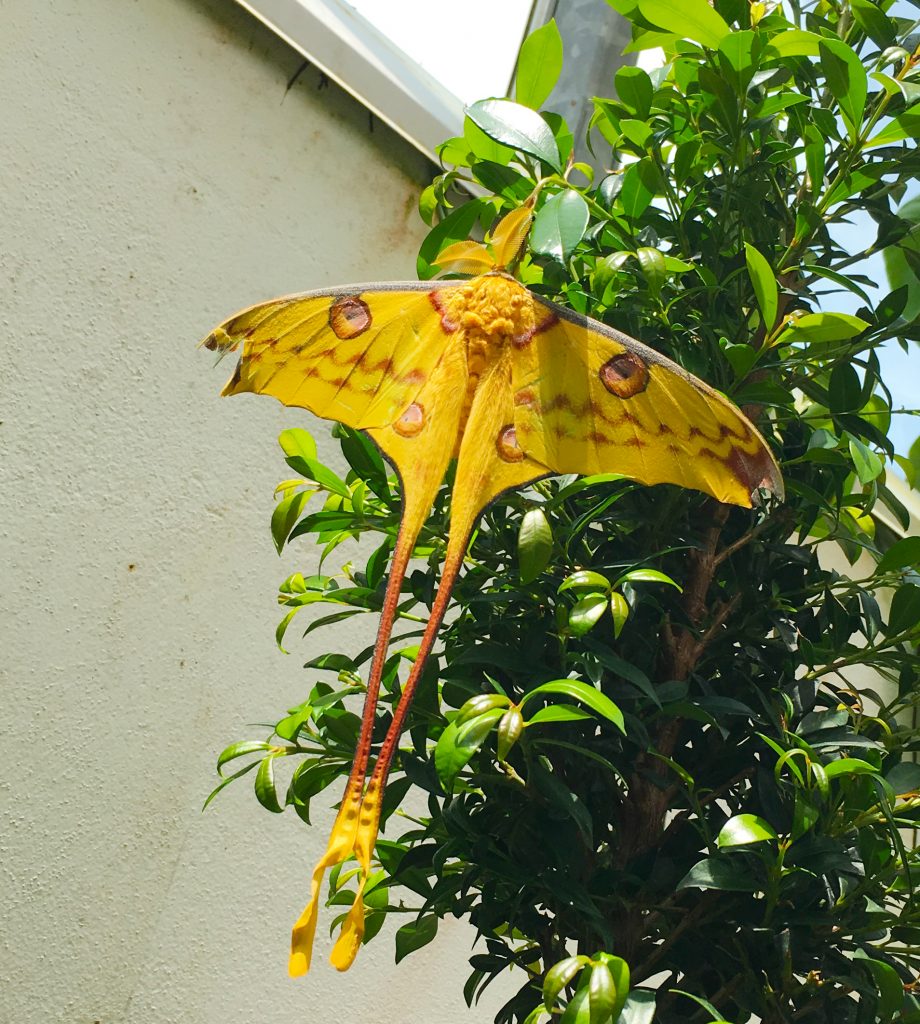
(519, 507, 554, 583)
(637, 0, 730, 48)
(544, 956, 586, 1011)
(254, 755, 283, 813)
(521, 679, 625, 733)
(588, 963, 618, 1024)
(531, 191, 590, 261)
(559, 570, 611, 594)
(515, 19, 563, 109)
(217, 740, 273, 773)
(434, 708, 505, 787)
(467, 99, 561, 170)
(496, 707, 524, 760)
(270, 489, 313, 554)
(775, 312, 869, 345)
(568, 592, 609, 636)
(610, 592, 629, 639)
(617, 567, 682, 590)
(717, 813, 778, 847)
(527, 705, 595, 725)
(636, 246, 665, 298)
(744, 242, 778, 331)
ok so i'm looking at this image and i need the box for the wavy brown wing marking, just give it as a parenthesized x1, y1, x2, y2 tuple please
(511, 298, 783, 507)
(210, 284, 464, 431)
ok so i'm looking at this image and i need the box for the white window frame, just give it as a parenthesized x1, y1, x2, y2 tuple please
(235, 0, 521, 162)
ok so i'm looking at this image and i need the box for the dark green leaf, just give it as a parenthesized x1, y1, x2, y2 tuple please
(615, 66, 653, 119)
(878, 536, 920, 573)
(394, 915, 438, 963)
(887, 584, 920, 636)
(679, 856, 759, 891)
(819, 38, 868, 139)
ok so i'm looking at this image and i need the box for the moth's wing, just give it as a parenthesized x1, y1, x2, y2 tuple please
(204, 281, 464, 431)
(512, 296, 783, 508)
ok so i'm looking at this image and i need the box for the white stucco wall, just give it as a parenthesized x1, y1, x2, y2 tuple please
(0, 2, 509, 1021)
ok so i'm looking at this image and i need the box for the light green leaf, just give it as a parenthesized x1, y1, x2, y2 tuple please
(617, 567, 683, 590)
(531, 191, 590, 261)
(744, 242, 778, 331)
(775, 312, 869, 345)
(496, 707, 524, 760)
(270, 490, 313, 555)
(559, 570, 611, 593)
(636, 0, 730, 48)
(848, 436, 883, 484)
(568, 592, 609, 636)
(544, 956, 586, 1011)
(867, 108, 920, 149)
(636, 246, 666, 298)
(610, 592, 630, 639)
(519, 507, 554, 583)
(217, 740, 273, 773)
(463, 117, 514, 164)
(254, 755, 283, 813)
(587, 963, 618, 1024)
(278, 427, 317, 463)
(466, 98, 561, 170)
(434, 708, 505, 787)
(515, 19, 564, 109)
(764, 29, 823, 58)
(717, 813, 778, 847)
(823, 757, 879, 779)
(527, 705, 595, 725)
(521, 679, 625, 734)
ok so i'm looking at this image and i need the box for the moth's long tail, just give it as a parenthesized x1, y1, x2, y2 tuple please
(288, 491, 431, 978)
(326, 537, 467, 971)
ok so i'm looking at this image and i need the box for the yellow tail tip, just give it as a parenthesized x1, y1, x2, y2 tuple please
(288, 950, 310, 978)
